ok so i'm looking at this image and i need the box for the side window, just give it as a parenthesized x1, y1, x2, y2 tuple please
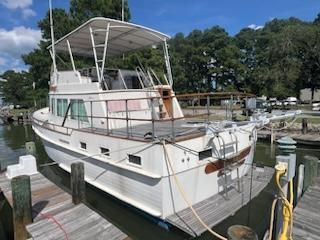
(57, 99, 68, 117)
(71, 99, 88, 122)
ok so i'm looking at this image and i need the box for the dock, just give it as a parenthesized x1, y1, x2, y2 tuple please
(293, 176, 320, 240)
(166, 166, 274, 237)
(0, 172, 128, 240)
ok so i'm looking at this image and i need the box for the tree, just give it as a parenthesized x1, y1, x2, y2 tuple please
(0, 71, 33, 106)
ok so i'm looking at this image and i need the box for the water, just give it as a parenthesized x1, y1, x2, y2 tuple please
(0, 123, 319, 240)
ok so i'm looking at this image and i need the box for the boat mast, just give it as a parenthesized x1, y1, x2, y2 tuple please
(49, 0, 57, 84)
(122, 0, 124, 21)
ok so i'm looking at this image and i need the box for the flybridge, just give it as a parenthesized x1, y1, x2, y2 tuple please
(47, 18, 173, 87)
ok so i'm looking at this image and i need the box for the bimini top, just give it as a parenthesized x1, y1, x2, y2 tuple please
(49, 17, 170, 57)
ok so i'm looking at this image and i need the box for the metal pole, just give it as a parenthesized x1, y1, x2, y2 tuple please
(106, 100, 109, 135)
(89, 27, 101, 83)
(122, 0, 124, 21)
(49, 0, 57, 75)
(67, 40, 76, 72)
(207, 95, 210, 119)
(151, 98, 155, 140)
(126, 99, 129, 138)
(90, 101, 93, 130)
(100, 23, 110, 83)
(163, 40, 173, 86)
(171, 95, 175, 142)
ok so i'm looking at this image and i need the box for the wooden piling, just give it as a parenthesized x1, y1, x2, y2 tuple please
(71, 162, 85, 204)
(302, 118, 308, 134)
(11, 175, 32, 240)
(227, 225, 258, 240)
(25, 141, 36, 155)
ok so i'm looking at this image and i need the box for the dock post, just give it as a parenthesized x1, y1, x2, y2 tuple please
(303, 155, 318, 191)
(227, 225, 258, 240)
(297, 164, 305, 201)
(302, 118, 308, 134)
(11, 175, 33, 240)
(25, 141, 36, 155)
(71, 162, 85, 205)
(274, 136, 297, 239)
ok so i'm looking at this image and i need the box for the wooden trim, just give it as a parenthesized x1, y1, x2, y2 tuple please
(204, 146, 251, 175)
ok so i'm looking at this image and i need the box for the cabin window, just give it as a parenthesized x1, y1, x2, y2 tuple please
(57, 99, 68, 117)
(100, 147, 110, 156)
(70, 99, 88, 122)
(199, 148, 212, 161)
(128, 154, 141, 165)
(80, 142, 87, 150)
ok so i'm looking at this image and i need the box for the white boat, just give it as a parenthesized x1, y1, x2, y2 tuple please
(32, 17, 257, 220)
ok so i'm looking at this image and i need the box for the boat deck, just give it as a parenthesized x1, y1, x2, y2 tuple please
(0, 172, 128, 240)
(166, 166, 274, 237)
(85, 119, 207, 141)
(293, 176, 320, 239)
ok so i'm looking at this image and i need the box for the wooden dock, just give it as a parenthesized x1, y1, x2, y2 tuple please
(293, 176, 320, 240)
(0, 172, 128, 240)
(166, 166, 274, 237)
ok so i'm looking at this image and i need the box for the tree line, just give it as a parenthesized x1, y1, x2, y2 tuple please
(1, 0, 320, 107)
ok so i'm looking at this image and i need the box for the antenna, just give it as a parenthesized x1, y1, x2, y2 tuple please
(121, 0, 124, 21)
(49, 0, 57, 76)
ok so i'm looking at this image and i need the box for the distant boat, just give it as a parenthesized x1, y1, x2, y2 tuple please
(32, 18, 258, 220)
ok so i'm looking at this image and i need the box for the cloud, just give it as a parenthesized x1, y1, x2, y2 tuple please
(0, 26, 41, 72)
(247, 24, 264, 30)
(22, 8, 36, 18)
(0, 0, 32, 9)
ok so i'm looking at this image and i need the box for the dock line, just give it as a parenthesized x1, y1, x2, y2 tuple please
(162, 140, 228, 240)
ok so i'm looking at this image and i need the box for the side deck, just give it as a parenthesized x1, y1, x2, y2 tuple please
(0, 172, 128, 240)
(166, 166, 274, 237)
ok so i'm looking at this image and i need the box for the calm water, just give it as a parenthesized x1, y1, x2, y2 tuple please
(0, 123, 319, 240)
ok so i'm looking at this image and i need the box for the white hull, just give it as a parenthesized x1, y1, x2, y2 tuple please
(33, 119, 255, 219)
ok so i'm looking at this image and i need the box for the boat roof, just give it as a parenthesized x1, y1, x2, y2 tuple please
(49, 17, 170, 57)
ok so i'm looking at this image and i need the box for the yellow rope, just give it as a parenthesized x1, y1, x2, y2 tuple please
(162, 141, 227, 240)
(268, 198, 278, 240)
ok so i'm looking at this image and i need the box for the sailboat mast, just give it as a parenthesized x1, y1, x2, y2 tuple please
(49, 0, 57, 76)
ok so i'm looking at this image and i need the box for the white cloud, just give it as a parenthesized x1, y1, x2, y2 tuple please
(0, 0, 32, 9)
(248, 24, 264, 30)
(0, 26, 41, 72)
(22, 8, 36, 18)
(0, 26, 41, 58)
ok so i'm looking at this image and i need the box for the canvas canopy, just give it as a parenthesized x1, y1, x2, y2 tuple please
(49, 17, 170, 58)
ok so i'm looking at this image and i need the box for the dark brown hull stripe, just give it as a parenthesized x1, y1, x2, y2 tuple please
(204, 146, 251, 175)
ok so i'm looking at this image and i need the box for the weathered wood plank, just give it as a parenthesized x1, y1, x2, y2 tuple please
(293, 177, 320, 240)
(0, 172, 128, 240)
(166, 166, 274, 236)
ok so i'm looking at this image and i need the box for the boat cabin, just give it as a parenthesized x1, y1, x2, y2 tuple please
(46, 18, 184, 139)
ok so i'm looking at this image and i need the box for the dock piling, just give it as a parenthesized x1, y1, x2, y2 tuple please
(71, 162, 85, 204)
(302, 118, 308, 134)
(227, 225, 258, 240)
(11, 175, 33, 240)
(25, 141, 36, 155)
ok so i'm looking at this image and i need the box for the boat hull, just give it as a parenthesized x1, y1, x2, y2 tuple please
(35, 125, 255, 219)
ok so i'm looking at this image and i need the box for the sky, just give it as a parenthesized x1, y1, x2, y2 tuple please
(0, 0, 320, 73)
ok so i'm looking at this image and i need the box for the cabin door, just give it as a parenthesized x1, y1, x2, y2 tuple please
(158, 88, 173, 119)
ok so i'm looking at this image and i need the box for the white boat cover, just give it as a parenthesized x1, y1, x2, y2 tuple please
(49, 17, 170, 57)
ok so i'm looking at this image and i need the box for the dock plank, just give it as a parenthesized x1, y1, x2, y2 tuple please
(166, 166, 274, 237)
(0, 172, 128, 240)
(293, 177, 320, 240)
